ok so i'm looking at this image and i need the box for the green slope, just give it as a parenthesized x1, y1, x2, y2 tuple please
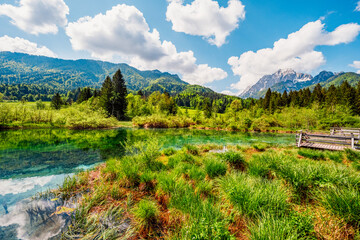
(309, 72, 360, 90)
(0, 51, 187, 91)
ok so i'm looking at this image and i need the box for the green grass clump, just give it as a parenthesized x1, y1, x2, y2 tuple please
(132, 199, 159, 228)
(188, 165, 206, 181)
(218, 150, 246, 170)
(183, 144, 200, 155)
(162, 147, 176, 156)
(205, 158, 227, 178)
(298, 148, 326, 160)
(249, 212, 316, 240)
(218, 172, 290, 218)
(110, 185, 125, 200)
(345, 148, 360, 162)
(326, 151, 344, 163)
(252, 142, 269, 152)
(317, 186, 360, 227)
(167, 152, 195, 169)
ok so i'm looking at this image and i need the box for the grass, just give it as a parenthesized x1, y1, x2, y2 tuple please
(132, 199, 159, 229)
(56, 141, 360, 239)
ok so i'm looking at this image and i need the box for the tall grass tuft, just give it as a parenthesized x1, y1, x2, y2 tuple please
(205, 158, 227, 178)
(218, 172, 290, 218)
(218, 150, 247, 170)
(345, 148, 360, 162)
(317, 186, 360, 227)
(298, 148, 326, 160)
(132, 199, 159, 229)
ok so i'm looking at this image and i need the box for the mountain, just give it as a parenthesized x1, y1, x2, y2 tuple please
(265, 71, 335, 96)
(308, 72, 360, 90)
(0, 51, 187, 92)
(240, 69, 313, 99)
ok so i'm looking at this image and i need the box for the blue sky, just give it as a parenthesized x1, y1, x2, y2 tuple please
(0, 0, 360, 95)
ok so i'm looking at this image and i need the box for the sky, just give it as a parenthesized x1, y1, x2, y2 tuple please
(0, 0, 360, 95)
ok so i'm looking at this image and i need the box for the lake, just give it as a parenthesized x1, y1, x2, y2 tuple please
(0, 128, 294, 239)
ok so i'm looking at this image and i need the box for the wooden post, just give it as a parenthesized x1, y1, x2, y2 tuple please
(298, 131, 303, 148)
(330, 128, 335, 136)
(351, 133, 355, 149)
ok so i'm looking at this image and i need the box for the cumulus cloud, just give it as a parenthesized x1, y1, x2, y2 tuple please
(0, 35, 56, 57)
(66, 4, 227, 85)
(221, 90, 238, 96)
(166, 0, 245, 47)
(228, 20, 360, 93)
(350, 61, 360, 74)
(356, 1, 360, 11)
(0, 0, 69, 35)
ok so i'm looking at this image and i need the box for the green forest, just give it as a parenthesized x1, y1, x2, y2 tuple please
(1, 68, 360, 131)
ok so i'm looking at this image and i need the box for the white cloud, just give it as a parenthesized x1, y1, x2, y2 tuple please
(356, 1, 360, 11)
(0, 0, 69, 35)
(66, 4, 227, 85)
(0, 35, 56, 57)
(166, 0, 245, 47)
(228, 20, 360, 94)
(221, 90, 238, 96)
(350, 61, 360, 74)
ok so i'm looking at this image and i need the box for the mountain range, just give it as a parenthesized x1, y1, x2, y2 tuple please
(240, 69, 360, 99)
(0, 51, 206, 95)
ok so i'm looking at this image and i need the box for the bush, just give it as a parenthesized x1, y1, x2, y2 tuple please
(205, 158, 227, 178)
(132, 199, 159, 228)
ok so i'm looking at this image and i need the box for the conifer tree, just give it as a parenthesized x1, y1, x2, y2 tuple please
(51, 93, 63, 110)
(112, 69, 128, 120)
(263, 88, 272, 110)
(100, 76, 113, 116)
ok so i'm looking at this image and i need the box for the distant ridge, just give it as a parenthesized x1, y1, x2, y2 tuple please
(0, 51, 187, 92)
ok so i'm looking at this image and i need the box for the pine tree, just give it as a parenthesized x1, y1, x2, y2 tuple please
(263, 88, 272, 110)
(100, 76, 113, 116)
(112, 69, 128, 120)
(51, 93, 63, 110)
(77, 87, 92, 103)
(203, 98, 212, 118)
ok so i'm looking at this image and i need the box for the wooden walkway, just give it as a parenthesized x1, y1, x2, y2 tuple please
(296, 128, 360, 151)
(299, 142, 346, 151)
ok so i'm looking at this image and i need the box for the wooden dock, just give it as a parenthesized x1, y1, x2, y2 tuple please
(296, 128, 360, 151)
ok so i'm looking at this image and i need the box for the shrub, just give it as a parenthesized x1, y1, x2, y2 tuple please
(218, 151, 246, 170)
(205, 158, 227, 178)
(132, 199, 159, 228)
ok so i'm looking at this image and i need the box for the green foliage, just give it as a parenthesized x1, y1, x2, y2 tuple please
(132, 199, 159, 228)
(318, 186, 360, 227)
(218, 172, 290, 218)
(162, 147, 176, 156)
(345, 148, 360, 162)
(252, 143, 269, 152)
(249, 212, 316, 240)
(50, 93, 63, 110)
(298, 148, 326, 160)
(218, 151, 246, 170)
(205, 158, 227, 178)
(183, 144, 199, 155)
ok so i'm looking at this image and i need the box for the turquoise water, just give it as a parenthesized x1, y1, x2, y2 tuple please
(0, 128, 294, 217)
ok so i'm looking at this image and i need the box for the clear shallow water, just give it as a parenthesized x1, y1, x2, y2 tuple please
(0, 128, 294, 239)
